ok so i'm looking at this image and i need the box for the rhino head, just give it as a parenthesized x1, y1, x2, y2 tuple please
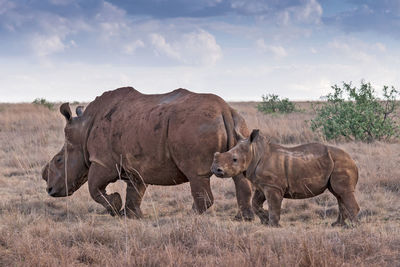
(42, 103, 89, 197)
(211, 129, 259, 178)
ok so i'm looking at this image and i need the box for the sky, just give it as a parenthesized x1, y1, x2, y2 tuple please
(0, 0, 399, 102)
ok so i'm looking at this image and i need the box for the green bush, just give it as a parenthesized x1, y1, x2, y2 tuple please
(257, 94, 296, 114)
(311, 81, 399, 142)
(32, 98, 54, 110)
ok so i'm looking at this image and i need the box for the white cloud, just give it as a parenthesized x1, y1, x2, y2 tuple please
(295, 0, 323, 24)
(275, 0, 323, 25)
(123, 40, 145, 55)
(256, 39, 288, 58)
(96, 1, 126, 21)
(150, 33, 182, 60)
(230, 0, 322, 25)
(150, 30, 222, 65)
(96, 1, 128, 40)
(327, 38, 388, 63)
(374, 42, 386, 52)
(31, 34, 66, 57)
(268, 45, 288, 58)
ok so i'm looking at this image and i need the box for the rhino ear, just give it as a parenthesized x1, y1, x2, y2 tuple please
(60, 103, 72, 121)
(76, 106, 84, 117)
(249, 129, 259, 143)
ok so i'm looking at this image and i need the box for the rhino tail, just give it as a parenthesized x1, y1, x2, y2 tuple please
(222, 108, 250, 151)
(222, 111, 235, 151)
(231, 108, 250, 142)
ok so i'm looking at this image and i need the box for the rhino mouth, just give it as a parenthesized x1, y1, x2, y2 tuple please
(214, 172, 225, 178)
(211, 166, 228, 178)
(47, 174, 88, 197)
(48, 187, 76, 198)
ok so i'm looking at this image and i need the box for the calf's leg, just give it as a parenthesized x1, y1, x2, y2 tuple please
(233, 174, 254, 221)
(329, 166, 360, 226)
(252, 188, 269, 224)
(263, 187, 283, 227)
(332, 198, 347, 226)
(338, 192, 360, 224)
(88, 163, 122, 216)
(328, 186, 346, 226)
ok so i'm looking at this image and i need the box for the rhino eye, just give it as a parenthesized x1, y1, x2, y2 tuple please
(233, 158, 238, 163)
(56, 157, 62, 163)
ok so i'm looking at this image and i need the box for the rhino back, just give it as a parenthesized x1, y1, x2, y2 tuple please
(259, 143, 334, 198)
(86, 87, 235, 185)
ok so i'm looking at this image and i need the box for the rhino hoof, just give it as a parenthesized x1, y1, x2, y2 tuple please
(234, 210, 255, 221)
(120, 208, 143, 219)
(343, 220, 359, 228)
(266, 221, 281, 228)
(107, 192, 122, 216)
(331, 221, 345, 227)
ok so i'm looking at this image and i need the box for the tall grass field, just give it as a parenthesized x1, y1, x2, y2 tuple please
(0, 101, 399, 266)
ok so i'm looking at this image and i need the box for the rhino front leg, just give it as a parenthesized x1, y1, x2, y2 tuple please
(88, 163, 122, 216)
(123, 178, 146, 219)
(263, 187, 283, 227)
(233, 174, 254, 221)
(252, 188, 269, 224)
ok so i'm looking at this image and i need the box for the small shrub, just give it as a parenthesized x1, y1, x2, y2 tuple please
(311, 81, 399, 142)
(257, 94, 296, 114)
(32, 98, 54, 110)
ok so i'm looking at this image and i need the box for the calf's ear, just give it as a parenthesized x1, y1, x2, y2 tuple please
(250, 129, 259, 143)
(60, 103, 72, 121)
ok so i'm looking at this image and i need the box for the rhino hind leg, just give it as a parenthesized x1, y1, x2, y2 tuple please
(336, 193, 359, 226)
(122, 178, 146, 219)
(188, 176, 214, 214)
(332, 200, 346, 226)
(88, 163, 122, 216)
(328, 180, 360, 226)
(328, 186, 345, 226)
(232, 174, 255, 221)
(252, 188, 269, 224)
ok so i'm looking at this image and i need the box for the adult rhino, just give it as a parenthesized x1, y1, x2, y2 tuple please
(42, 87, 254, 220)
(211, 129, 360, 227)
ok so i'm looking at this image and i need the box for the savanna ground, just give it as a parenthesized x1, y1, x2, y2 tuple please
(0, 101, 399, 266)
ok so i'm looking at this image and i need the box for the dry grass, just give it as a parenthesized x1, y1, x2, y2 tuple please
(0, 102, 399, 266)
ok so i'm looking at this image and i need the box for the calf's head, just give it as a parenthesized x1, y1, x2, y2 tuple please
(211, 129, 259, 178)
(42, 103, 88, 197)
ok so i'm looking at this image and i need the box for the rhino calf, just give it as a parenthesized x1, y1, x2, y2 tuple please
(211, 129, 360, 227)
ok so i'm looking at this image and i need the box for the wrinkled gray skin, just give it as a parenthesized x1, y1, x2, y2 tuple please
(211, 129, 360, 227)
(42, 87, 254, 220)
